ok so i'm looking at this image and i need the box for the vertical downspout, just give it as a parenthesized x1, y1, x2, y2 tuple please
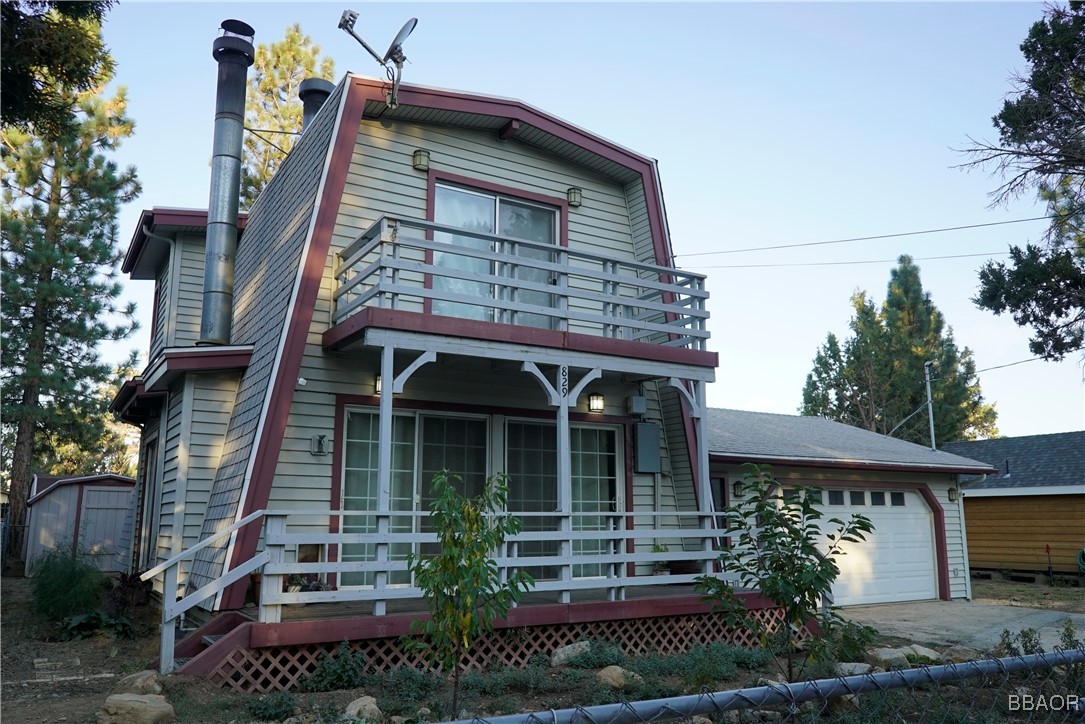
(199, 20, 255, 346)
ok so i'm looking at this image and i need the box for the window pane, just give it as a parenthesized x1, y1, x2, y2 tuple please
(871, 491, 886, 506)
(849, 490, 865, 506)
(806, 490, 823, 505)
(500, 199, 557, 329)
(433, 185, 495, 320)
(891, 492, 906, 507)
(828, 490, 844, 506)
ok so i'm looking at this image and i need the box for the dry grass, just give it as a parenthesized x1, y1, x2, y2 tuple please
(970, 575, 1084, 613)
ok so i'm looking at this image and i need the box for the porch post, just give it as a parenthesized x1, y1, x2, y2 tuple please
(554, 367, 571, 602)
(374, 343, 394, 615)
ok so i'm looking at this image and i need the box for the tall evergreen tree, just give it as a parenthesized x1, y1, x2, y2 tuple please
(802, 256, 998, 445)
(1, 80, 140, 557)
(959, 3, 1085, 359)
(241, 23, 335, 208)
(1, 1, 116, 138)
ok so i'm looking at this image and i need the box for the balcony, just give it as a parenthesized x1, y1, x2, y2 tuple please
(328, 216, 710, 359)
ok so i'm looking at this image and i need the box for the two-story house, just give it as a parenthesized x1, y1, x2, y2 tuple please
(109, 21, 746, 688)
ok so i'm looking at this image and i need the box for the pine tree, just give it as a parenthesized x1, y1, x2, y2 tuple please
(241, 23, 335, 208)
(802, 256, 998, 445)
(1, 81, 140, 558)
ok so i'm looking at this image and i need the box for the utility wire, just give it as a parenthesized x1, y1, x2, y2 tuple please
(697, 251, 1009, 270)
(975, 350, 1083, 373)
(246, 128, 288, 155)
(675, 214, 1066, 258)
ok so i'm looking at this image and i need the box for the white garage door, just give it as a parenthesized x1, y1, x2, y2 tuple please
(816, 488, 937, 606)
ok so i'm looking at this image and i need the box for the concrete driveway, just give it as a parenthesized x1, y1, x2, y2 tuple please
(841, 600, 1085, 651)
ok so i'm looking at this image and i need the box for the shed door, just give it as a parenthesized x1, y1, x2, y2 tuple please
(80, 487, 131, 571)
(821, 488, 937, 606)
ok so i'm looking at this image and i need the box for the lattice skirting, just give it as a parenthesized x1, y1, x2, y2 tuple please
(207, 607, 797, 693)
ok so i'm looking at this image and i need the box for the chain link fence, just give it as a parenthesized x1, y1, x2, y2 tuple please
(449, 646, 1085, 723)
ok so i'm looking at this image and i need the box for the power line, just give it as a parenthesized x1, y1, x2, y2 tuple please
(675, 215, 1063, 258)
(698, 251, 1009, 270)
(975, 350, 1083, 373)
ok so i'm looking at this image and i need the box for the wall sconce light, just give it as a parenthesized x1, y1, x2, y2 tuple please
(948, 487, 959, 502)
(567, 187, 583, 207)
(588, 393, 604, 413)
(732, 481, 743, 498)
(374, 375, 382, 395)
(412, 149, 430, 171)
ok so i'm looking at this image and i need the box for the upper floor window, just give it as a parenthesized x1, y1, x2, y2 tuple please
(433, 183, 558, 328)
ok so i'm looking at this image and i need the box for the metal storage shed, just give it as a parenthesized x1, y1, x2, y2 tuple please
(24, 473, 136, 573)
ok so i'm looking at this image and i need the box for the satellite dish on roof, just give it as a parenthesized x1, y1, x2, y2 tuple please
(338, 9, 419, 109)
(382, 18, 417, 65)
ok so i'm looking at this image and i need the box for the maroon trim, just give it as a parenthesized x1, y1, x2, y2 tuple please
(175, 621, 254, 677)
(498, 119, 520, 140)
(422, 168, 570, 316)
(709, 453, 995, 477)
(123, 207, 249, 274)
(376, 80, 675, 269)
(72, 484, 86, 556)
(323, 307, 717, 368)
(251, 590, 776, 648)
(158, 347, 253, 373)
(221, 78, 372, 610)
(26, 475, 135, 507)
(149, 611, 248, 670)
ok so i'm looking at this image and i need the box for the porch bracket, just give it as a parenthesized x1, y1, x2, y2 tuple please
(667, 377, 702, 418)
(392, 350, 436, 393)
(520, 361, 562, 406)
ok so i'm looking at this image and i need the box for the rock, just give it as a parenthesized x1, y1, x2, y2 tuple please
(869, 647, 910, 669)
(907, 644, 942, 662)
(344, 696, 382, 721)
(756, 676, 785, 688)
(113, 671, 162, 696)
(941, 645, 982, 663)
(689, 717, 713, 724)
(390, 718, 407, 724)
(835, 662, 873, 676)
(97, 693, 175, 724)
(827, 694, 859, 714)
(550, 641, 593, 667)
(596, 665, 643, 689)
(415, 707, 433, 722)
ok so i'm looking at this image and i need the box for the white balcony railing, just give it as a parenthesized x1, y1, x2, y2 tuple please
(333, 216, 710, 351)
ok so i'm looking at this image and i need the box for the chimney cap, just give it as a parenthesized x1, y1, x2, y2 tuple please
(220, 19, 255, 40)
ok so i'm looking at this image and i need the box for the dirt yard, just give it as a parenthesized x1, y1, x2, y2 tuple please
(970, 575, 1084, 613)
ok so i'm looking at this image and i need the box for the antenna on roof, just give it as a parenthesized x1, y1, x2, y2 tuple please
(338, 10, 418, 109)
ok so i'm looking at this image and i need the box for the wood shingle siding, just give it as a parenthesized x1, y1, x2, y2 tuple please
(189, 80, 346, 592)
(964, 495, 1085, 574)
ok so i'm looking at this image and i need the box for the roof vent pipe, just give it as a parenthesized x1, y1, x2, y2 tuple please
(299, 78, 335, 132)
(199, 20, 255, 346)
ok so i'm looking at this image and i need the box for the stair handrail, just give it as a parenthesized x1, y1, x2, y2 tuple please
(142, 509, 269, 674)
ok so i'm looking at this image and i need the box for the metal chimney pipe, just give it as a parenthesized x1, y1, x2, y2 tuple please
(299, 78, 335, 132)
(199, 20, 255, 346)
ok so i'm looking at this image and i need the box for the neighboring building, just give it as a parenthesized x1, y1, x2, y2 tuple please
(942, 431, 1085, 575)
(707, 409, 996, 606)
(24, 473, 135, 573)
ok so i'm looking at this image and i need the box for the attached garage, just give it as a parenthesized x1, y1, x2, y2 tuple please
(24, 473, 136, 573)
(707, 408, 995, 605)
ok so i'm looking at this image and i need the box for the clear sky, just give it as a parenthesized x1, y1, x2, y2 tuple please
(99, 2, 1084, 438)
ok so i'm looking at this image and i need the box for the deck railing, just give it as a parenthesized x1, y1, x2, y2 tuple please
(333, 216, 710, 351)
(143, 508, 733, 672)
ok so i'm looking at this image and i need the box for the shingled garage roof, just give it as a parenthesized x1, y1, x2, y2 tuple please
(941, 431, 1084, 492)
(707, 408, 995, 474)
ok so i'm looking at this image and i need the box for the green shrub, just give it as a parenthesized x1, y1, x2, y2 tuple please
(30, 544, 109, 622)
(375, 666, 443, 715)
(246, 690, 298, 721)
(303, 640, 366, 692)
(822, 618, 879, 663)
(57, 610, 134, 640)
(566, 640, 626, 669)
